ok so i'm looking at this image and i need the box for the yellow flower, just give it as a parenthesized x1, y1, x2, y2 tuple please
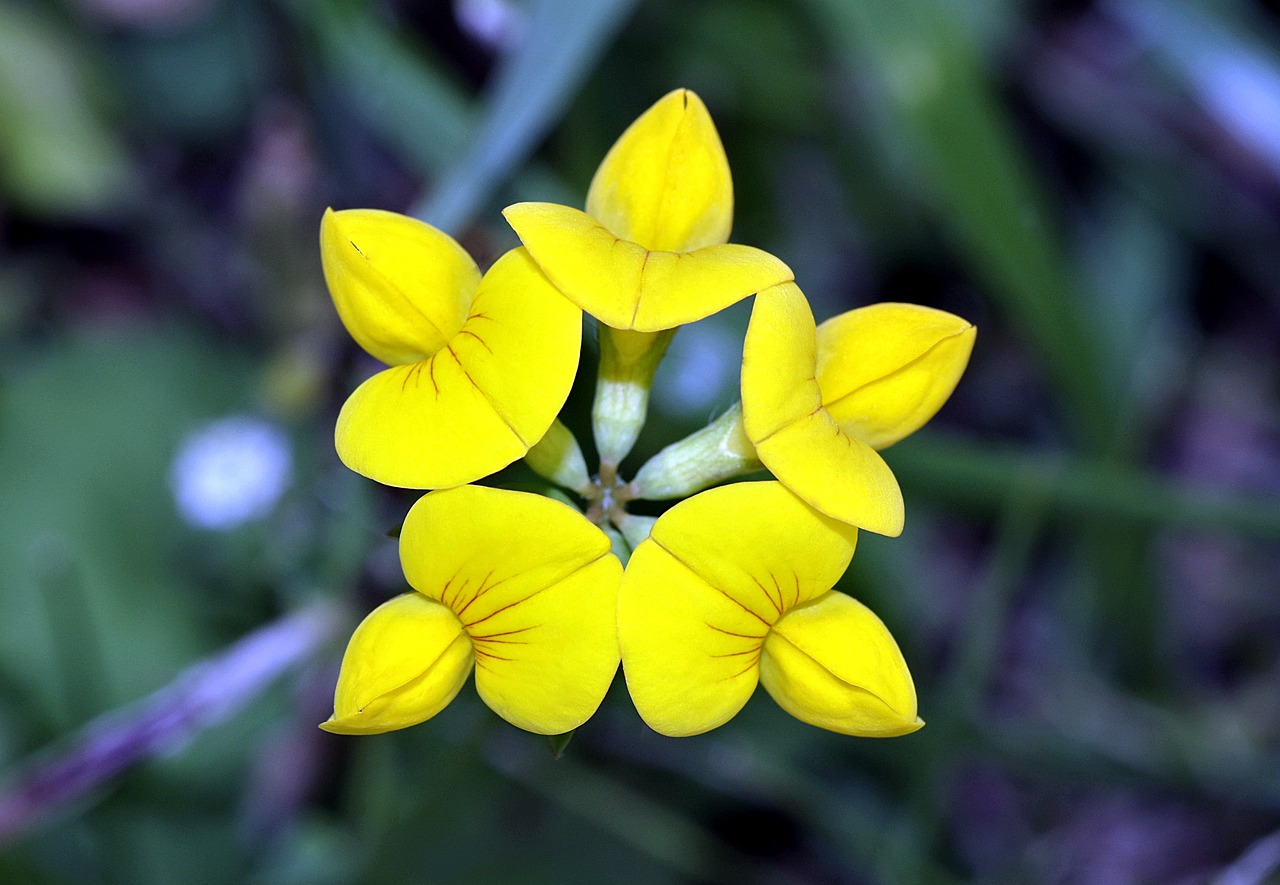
(321, 485, 622, 736)
(502, 89, 792, 333)
(618, 482, 921, 738)
(740, 282, 976, 537)
(320, 208, 581, 489)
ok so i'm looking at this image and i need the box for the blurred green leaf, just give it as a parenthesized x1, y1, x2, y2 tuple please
(0, 3, 134, 217)
(285, 0, 473, 175)
(0, 327, 250, 729)
(416, 0, 638, 232)
(107, 2, 261, 140)
(889, 433, 1280, 537)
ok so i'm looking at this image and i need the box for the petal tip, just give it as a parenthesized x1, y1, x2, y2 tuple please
(318, 715, 363, 735)
(883, 715, 925, 737)
(882, 512, 905, 538)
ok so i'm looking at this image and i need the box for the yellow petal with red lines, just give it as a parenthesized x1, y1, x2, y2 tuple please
(399, 486, 621, 734)
(334, 247, 581, 489)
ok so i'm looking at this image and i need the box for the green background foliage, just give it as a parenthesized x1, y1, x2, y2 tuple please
(2, 0, 1279, 882)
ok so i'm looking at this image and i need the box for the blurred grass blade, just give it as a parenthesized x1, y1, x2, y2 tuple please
(415, 0, 640, 232)
(283, 0, 474, 176)
(805, 0, 1116, 448)
(891, 434, 1280, 538)
(0, 604, 341, 846)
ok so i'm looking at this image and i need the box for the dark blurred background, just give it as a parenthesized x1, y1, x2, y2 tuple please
(2, 0, 1280, 882)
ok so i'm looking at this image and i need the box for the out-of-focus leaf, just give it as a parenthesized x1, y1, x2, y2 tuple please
(283, 0, 473, 179)
(285, 0, 575, 224)
(1114, 0, 1280, 182)
(0, 327, 250, 728)
(416, 0, 639, 232)
(107, 2, 261, 140)
(0, 4, 134, 217)
(1078, 195, 1190, 452)
(888, 433, 1280, 537)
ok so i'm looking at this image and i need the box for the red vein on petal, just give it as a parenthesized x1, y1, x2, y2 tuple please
(442, 344, 530, 447)
(457, 328, 494, 355)
(704, 623, 764, 640)
(470, 625, 537, 641)
(462, 554, 609, 630)
(649, 539, 770, 627)
(723, 655, 763, 681)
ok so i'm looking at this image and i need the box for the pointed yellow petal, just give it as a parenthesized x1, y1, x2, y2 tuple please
(321, 593, 473, 735)
(320, 208, 479, 366)
(334, 248, 581, 489)
(742, 283, 905, 536)
(816, 303, 975, 450)
(760, 592, 922, 737)
(503, 202, 792, 331)
(586, 88, 733, 253)
(400, 485, 621, 734)
(618, 482, 857, 736)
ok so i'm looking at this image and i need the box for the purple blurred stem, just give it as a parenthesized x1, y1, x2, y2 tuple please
(0, 603, 342, 846)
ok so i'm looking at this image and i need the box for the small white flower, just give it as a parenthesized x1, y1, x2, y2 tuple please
(171, 416, 292, 531)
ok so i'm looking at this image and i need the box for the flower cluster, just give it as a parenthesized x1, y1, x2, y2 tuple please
(318, 89, 975, 739)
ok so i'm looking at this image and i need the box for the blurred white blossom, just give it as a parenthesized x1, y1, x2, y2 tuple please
(170, 416, 292, 530)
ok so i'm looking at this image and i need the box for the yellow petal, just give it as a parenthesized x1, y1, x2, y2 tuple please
(503, 202, 792, 331)
(742, 283, 905, 536)
(400, 485, 621, 734)
(816, 303, 975, 450)
(400, 485, 613, 605)
(335, 355, 525, 489)
(321, 593, 473, 735)
(320, 208, 479, 366)
(618, 482, 857, 736)
(619, 540, 764, 736)
(334, 247, 581, 489)
(646, 481, 858, 621)
(471, 553, 622, 734)
(443, 248, 582, 447)
(760, 592, 922, 737)
(586, 88, 733, 253)
(740, 281, 822, 441)
(753, 415, 904, 538)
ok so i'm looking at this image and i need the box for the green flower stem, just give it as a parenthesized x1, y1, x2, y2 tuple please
(615, 512, 657, 551)
(524, 418, 594, 495)
(592, 326, 674, 469)
(630, 403, 761, 500)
